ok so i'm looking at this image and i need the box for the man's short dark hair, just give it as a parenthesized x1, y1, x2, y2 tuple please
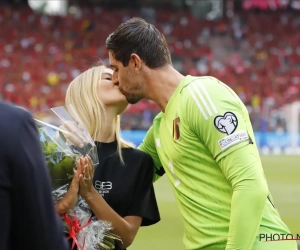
(106, 17, 172, 68)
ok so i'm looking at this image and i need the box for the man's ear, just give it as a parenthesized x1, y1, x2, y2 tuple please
(130, 53, 142, 71)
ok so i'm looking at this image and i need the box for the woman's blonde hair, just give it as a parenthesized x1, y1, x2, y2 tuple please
(65, 65, 134, 164)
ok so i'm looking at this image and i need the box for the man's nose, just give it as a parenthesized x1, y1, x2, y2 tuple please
(112, 78, 119, 86)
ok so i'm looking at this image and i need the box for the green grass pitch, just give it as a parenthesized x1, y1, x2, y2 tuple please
(129, 155, 300, 250)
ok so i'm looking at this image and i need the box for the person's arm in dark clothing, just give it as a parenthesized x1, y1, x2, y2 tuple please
(7, 109, 68, 250)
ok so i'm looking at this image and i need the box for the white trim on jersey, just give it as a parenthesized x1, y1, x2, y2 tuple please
(188, 80, 218, 120)
(187, 85, 208, 120)
(199, 83, 218, 114)
(191, 83, 213, 116)
(155, 138, 161, 147)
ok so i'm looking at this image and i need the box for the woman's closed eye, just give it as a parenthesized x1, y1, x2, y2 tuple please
(102, 72, 113, 81)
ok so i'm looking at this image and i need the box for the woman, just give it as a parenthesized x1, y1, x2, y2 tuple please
(55, 65, 160, 250)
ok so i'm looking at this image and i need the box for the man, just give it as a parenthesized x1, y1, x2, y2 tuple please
(106, 18, 297, 250)
(0, 101, 68, 250)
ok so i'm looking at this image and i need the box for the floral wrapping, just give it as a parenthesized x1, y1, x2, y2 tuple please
(35, 105, 122, 250)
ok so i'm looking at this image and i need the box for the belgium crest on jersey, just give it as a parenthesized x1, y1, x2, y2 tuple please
(172, 115, 180, 141)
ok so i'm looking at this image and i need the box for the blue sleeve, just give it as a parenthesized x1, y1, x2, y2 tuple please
(8, 109, 68, 250)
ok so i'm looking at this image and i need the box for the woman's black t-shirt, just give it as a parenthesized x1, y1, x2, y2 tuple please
(93, 141, 160, 228)
(67, 140, 160, 250)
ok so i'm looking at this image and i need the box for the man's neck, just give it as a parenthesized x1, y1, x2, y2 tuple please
(145, 65, 185, 112)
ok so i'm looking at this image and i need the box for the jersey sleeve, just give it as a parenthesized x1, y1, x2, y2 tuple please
(184, 76, 253, 162)
(219, 146, 269, 250)
(124, 153, 161, 226)
(138, 125, 165, 182)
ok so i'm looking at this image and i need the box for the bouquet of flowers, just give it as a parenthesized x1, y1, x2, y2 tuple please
(35, 105, 122, 250)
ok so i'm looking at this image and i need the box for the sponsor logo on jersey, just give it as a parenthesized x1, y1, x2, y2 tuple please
(214, 111, 238, 135)
(172, 116, 180, 141)
(95, 180, 112, 196)
(218, 130, 249, 150)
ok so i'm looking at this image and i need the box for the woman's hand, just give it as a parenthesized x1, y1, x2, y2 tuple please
(79, 155, 96, 200)
(55, 158, 84, 214)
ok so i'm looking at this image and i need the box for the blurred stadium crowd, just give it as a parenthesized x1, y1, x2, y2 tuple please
(0, 1, 299, 132)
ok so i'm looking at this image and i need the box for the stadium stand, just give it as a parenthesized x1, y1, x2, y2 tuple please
(0, 4, 299, 131)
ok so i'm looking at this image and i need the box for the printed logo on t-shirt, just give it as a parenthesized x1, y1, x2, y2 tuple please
(218, 130, 249, 151)
(95, 180, 112, 197)
(214, 112, 238, 135)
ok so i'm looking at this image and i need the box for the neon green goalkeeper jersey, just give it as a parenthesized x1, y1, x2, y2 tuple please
(138, 76, 297, 250)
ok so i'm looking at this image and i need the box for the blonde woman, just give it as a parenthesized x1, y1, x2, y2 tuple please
(55, 65, 160, 250)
